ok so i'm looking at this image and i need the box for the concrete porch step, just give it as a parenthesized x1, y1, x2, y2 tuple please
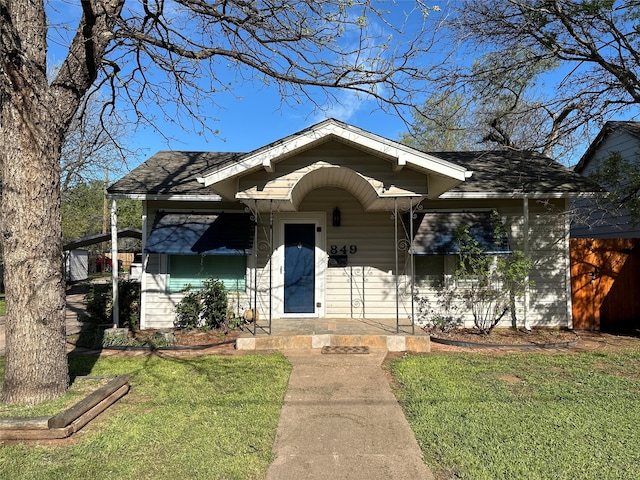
(236, 333, 430, 352)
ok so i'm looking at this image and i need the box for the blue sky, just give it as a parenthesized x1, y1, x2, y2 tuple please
(131, 81, 412, 157)
(118, 2, 430, 164)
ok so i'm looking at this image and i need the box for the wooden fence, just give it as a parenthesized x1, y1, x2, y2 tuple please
(570, 238, 640, 332)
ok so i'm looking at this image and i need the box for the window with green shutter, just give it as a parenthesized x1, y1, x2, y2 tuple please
(168, 255, 247, 292)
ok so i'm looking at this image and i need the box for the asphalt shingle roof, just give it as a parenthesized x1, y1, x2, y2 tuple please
(108, 147, 597, 198)
(107, 151, 244, 196)
(430, 150, 598, 195)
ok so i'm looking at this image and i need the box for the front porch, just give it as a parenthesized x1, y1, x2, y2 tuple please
(236, 318, 430, 352)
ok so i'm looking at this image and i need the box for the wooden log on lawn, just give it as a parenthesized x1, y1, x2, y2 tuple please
(0, 424, 74, 441)
(48, 375, 130, 429)
(0, 416, 49, 430)
(71, 384, 130, 433)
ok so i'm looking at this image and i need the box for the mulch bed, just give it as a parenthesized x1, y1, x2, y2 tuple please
(426, 327, 640, 353)
(427, 327, 579, 347)
(171, 328, 242, 347)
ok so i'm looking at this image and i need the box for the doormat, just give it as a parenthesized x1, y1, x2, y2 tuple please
(321, 346, 370, 354)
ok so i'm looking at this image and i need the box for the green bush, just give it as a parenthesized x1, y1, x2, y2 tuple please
(174, 278, 229, 331)
(174, 287, 202, 330)
(83, 280, 140, 330)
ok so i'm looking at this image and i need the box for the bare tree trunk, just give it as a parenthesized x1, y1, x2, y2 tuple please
(1, 0, 122, 404)
(0, 107, 68, 404)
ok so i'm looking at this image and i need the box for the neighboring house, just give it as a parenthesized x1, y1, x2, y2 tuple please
(572, 121, 640, 239)
(107, 119, 596, 332)
(570, 121, 640, 332)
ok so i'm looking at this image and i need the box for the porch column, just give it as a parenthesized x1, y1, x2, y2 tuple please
(140, 203, 148, 329)
(110, 198, 119, 328)
(268, 200, 273, 333)
(394, 198, 399, 331)
(252, 200, 258, 335)
(408, 199, 415, 335)
(563, 198, 573, 330)
(523, 196, 530, 330)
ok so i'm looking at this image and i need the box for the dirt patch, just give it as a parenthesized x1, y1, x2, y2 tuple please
(69, 327, 247, 357)
(497, 373, 522, 384)
(569, 330, 640, 353)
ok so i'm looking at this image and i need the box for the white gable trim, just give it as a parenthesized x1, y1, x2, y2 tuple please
(199, 119, 469, 187)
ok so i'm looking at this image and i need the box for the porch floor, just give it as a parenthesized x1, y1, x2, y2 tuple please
(236, 318, 430, 352)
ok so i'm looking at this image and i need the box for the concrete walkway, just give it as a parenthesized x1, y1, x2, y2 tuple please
(266, 349, 434, 480)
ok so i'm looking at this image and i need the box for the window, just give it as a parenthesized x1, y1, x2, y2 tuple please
(415, 256, 445, 287)
(414, 255, 457, 288)
(168, 255, 246, 292)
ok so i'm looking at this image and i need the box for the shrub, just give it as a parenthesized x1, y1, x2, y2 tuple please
(413, 210, 534, 334)
(414, 287, 463, 331)
(84, 283, 111, 324)
(453, 211, 533, 334)
(83, 280, 141, 330)
(174, 286, 203, 330)
(174, 278, 229, 331)
(200, 278, 228, 329)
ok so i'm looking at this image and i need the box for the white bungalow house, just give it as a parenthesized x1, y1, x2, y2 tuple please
(106, 119, 596, 332)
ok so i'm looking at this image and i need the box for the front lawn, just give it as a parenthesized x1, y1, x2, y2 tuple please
(0, 353, 292, 480)
(390, 350, 640, 480)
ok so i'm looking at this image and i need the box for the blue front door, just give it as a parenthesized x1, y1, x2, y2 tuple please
(284, 223, 315, 314)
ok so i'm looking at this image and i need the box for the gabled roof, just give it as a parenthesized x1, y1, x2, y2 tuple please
(574, 121, 640, 174)
(198, 118, 470, 193)
(63, 229, 142, 250)
(107, 121, 599, 201)
(432, 150, 598, 198)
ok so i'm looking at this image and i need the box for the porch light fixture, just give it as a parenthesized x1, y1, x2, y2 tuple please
(332, 207, 341, 227)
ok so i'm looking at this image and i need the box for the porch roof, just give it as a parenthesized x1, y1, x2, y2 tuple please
(198, 119, 471, 200)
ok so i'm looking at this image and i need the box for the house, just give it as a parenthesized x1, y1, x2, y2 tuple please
(106, 119, 596, 332)
(572, 121, 640, 239)
(570, 121, 640, 332)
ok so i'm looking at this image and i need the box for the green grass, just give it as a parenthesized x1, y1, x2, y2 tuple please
(0, 353, 292, 479)
(0, 374, 111, 418)
(390, 350, 640, 480)
(0, 295, 5, 317)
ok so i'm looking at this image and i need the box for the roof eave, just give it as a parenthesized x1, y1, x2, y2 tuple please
(439, 191, 601, 199)
(106, 193, 223, 201)
(574, 121, 640, 173)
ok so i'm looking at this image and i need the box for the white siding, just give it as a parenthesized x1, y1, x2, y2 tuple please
(238, 141, 429, 203)
(572, 130, 640, 238)
(302, 188, 401, 318)
(413, 199, 571, 329)
(251, 187, 413, 319)
(526, 204, 571, 326)
(138, 190, 572, 329)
